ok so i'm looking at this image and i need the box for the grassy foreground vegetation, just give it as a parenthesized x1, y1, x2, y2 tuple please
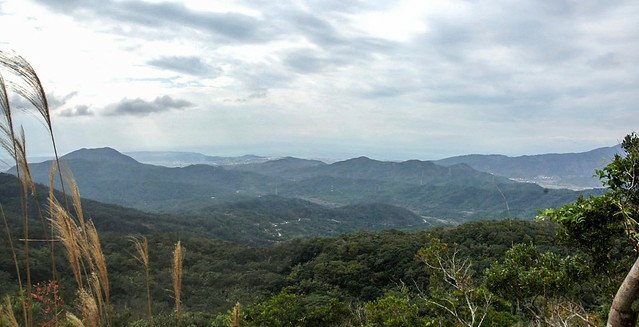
(0, 52, 638, 326)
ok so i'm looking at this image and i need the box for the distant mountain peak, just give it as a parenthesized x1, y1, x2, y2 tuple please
(62, 147, 139, 164)
(341, 156, 377, 164)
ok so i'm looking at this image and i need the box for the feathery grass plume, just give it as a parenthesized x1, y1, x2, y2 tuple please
(0, 51, 51, 128)
(0, 63, 32, 327)
(0, 50, 69, 209)
(173, 241, 184, 327)
(77, 288, 99, 327)
(48, 163, 56, 201)
(231, 302, 241, 327)
(69, 177, 86, 229)
(15, 127, 36, 195)
(48, 163, 59, 279)
(88, 272, 104, 323)
(60, 172, 94, 284)
(0, 71, 18, 163)
(49, 199, 83, 288)
(86, 221, 110, 323)
(15, 126, 34, 327)
(66, 312, 85, 327)
(131, 235, 152, 318)
(2, 296, 20, 327)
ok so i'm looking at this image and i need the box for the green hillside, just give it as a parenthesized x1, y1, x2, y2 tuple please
(11, 148, 600, 223)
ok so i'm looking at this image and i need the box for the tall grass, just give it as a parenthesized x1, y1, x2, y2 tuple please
(0, 51, 111, 327)
(49, 177, 112, 326)
(131, 236, 152, 319)
(0, 51, 191, 327)
(231, 302, 241, 327)
(173, 241, 184, 327)
(2, 296, 20, 327)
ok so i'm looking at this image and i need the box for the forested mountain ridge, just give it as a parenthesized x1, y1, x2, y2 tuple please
(15, 148, 277, 211)
(8, 147, 601, 222)
(435, 144, 622, 189)
(0, 173, 432, 246)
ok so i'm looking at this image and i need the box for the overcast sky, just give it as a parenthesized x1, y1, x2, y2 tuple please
(0, 0, 637, 160)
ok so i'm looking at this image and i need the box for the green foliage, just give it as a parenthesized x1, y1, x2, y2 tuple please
(128, 312, 216, 327)
(539, 195, 628, 272)
(244, 291, 349, 327)
(485, 244, 571, 301)
(363, 293, 432, 327)
(543, 132, 639, 249)
(483, 243, 594, 321)
(0, 215, 609, 326)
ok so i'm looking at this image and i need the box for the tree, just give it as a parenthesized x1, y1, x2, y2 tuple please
(484, 244, 598, 325)
(416, 237, 493, 327)
(542, 132, 639, 327)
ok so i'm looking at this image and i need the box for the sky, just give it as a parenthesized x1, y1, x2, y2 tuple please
(0, 0, 637, 161)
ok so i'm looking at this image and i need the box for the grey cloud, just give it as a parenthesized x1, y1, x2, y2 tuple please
(392, 0, 639, 117)
(104, 95, 193, 116)
(232, 62, 294, 91)
(272, 10, 396, 76)
(34, 0, 269, 43)
(8, 92, 77, 111)
(8, 94, 32, 109)
(230, 89, 268, 103)
(59, 105, 93, 117)
(35, 0, 395, 81)
(283, 50, 329, 74)
(48, 91, 78, 109)
(588, 53, 621, 69)
(148, 56, 220, 77)
(360, 86, 405, 99)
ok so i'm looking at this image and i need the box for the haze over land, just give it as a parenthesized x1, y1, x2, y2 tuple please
(0, 1, 637, 160)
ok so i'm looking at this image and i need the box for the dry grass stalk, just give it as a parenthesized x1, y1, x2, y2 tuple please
(173, 241, 184, 327)
(49, 178, 112, 326)
(88, 272, 104, 321)
(49, 199, 83, 288)
(86, 221, 110, 321)
(131, 236, 152, 318)
(0, 60, 33, 327)
(67, 176, 86, 229)
(2, 296, 20, 327)
(0, 50, 69, 209)
(0, 51, 51, 127)
(15, 128, 36, 195)
(1, 51, 74, 327)
(15, 127, 34, 327)
(231, 302, 241, 327)
(47, 163, 59, 281)
(77, 288, 99, 327)
(65, 312, 86, 327)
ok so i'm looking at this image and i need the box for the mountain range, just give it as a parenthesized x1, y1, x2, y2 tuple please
(124, 144, 621, 190)
(435, 145, 622, 189)
(0, 173, 429, 246)
(8, 147, 603, 224)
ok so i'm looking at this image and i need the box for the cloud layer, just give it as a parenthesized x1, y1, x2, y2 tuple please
(1, 0, 637, 158)
(59, 104, 93, 117)
(148, 56, 220, 77)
